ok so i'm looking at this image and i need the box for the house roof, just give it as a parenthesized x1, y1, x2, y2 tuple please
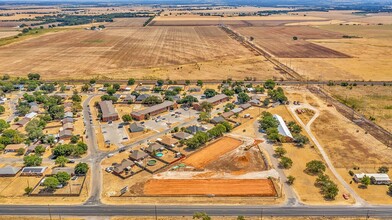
(62, 118, 74, 124)
(146, 143, 164, 153)
(136, 94, 150, 101)
(25, 112, 37, 119)
(273, 114, 293, 138)
(0, 165, 21, 175)
(63, 123, 74, 130)
(130, 150, 148, 161)
(354, 173, 391, 181)
(124, 94, 136, 101)
(186, 125, 206, 134)
(59, 129, 72, 137)
(231, 107, 243, 114)
(113, 159, 135, 173)
(249, 99, 260, 104)
(211, 116, 225, 124)
(15, 118, 30, 126)
(132, 101, 175, 117)
(99, 100, 118, 119)
(172, 132, 193, 140)
(5, 144, 26, 151)
(157, 135, 179, 147)
(221, 111, 234, 118)
(240, 103, 252, 109)
(129, 122, 144, 133)
(205, 94, 228, 104)
(64, 112, 73, 118)
(21, 166, 47, 174)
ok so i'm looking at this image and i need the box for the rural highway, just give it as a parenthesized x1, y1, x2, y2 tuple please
(0, 204, 391, 217)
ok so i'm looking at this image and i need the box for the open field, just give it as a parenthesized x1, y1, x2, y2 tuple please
(151, 15, 326, 27)
(183, 137, 243, 169)
(112, 217, 384, 220)
(233, 26, 350, 58)
(105, 18, 149, 28)
(0, 26, 267, 80)
(281, 24, 392, 80)
(143, 179, 276, 196)
(325, 85, 392, 132)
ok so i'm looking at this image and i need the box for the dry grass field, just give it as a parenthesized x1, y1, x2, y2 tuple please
(234, 26, 350, 58)
(143, 179, 276, 196)
(105, 18, 149, 28)
(0, 26, 265, 80)
(281, 24, 392, 80)
(325, 85, 392, 132)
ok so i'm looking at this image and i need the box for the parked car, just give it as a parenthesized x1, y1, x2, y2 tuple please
(67, 160, 75, 164)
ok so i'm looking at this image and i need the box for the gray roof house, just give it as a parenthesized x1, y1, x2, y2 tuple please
(0, 165, 21, 177)
(129, 122, 144, 133)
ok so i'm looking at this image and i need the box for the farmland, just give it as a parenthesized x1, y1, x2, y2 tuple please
(0, 25, 268, 80)
(280, 24, 392, 81)
(233, 26, 350, 58)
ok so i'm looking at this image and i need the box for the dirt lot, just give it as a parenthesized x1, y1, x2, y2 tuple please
(112, 217, 384, 220)
(233, 26, 349, 58)
(183, 137, 243, 169)
(281, 24, 392, 81)
(0, 26, 259, 80)
(143, 179, 276, 196)
(324, 85, 392, 132)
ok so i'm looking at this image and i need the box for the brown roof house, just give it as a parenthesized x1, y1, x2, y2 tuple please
(99, 100, 119, 122)
(4, 143, 27, 153)
(129, 150, 148, 161)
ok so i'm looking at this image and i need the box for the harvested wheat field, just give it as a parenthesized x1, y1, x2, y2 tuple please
(144, 179, 276, 196)
(105, 18, 149, 28)
(0, 26, 255, 80)
(281, 25, 392, 81)
(183, 137, 243, 169)
(234, 26, 350, 58)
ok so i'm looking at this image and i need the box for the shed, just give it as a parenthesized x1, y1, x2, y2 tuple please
(273, 114, 293, 139)
(0, 165, 21, 177)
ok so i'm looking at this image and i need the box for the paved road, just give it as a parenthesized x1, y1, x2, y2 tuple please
(0, 205, 391, 217)
(288, 103, 367, 206)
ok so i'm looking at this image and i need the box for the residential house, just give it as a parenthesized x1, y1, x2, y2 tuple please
(129, 150, 148, 161)
(99, 100, 119, 122)
(131, 101, 177, 121)
(129, 122, 144, 133)
(20, 166, 47, 176)
(172, 132, 193, 140)
(0, 165, 21, 177)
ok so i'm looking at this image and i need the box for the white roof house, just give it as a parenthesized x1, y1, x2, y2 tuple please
(25, 112, 37, 119)
(354, 173, 391, 183)
(273, 114, 293, 139)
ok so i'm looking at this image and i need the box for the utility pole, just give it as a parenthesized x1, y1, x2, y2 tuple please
(48, 204, 52, 220)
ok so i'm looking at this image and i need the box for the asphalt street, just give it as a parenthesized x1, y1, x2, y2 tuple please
(0, 205, 391, 217)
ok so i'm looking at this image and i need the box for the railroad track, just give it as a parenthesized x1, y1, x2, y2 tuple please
(219, 25, 303, 80)
(309, 86, 392, 148)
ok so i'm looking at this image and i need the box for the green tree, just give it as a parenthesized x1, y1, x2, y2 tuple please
(279, 156, 293, 169)
(196, 80, 203, 87)
(306, 160, 326, 174)
(23, 154, 42, 166)
(198, 112, 210, 122)
(321, 181, 339, 200)
(34, 145, 46, 155)
(24, 186, 33, 194)
(55, 172, 71, 185)
(72, 94, 81, 102)
(287, 121, 302, 134)
(204, 89, 217, 98)
(287, 175, 295, 185)
(185, 80, 190, 85)
(89, 79, 96, 84)
(127, 78, 135, 85)
(378, 166, 389, 173)
(55, 156, 69, 167)
(193, 212, 211, 220)
(200, 102, 213, 113)
(122, 114, 132, 122)
(388, 185, 392, 195)
(263, 98, 270, 107)
(156, 79, 164, 86)
(142, 96, 163, 105)
(274, 146, 286, 157)
(113, 83, 120, 91)
(361, 176, 371, 188)
(293, 134, 309, 147)
(264, 79, 276, 89)
(0, 106, 5, 114)
(43, 177, 60, 190)
(0, 119, 10, 132)
(70, 135, 80, 144)
(75, 162, 89, 175)
(17, 147, 25, 155)
(259, 111, 278, 131)
(237, 92, 250, 104)
(237, 216, 245, 220)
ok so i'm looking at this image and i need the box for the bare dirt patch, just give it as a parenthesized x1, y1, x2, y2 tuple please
(183, 137, 243, 169)
(143, 179, 276, 196)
